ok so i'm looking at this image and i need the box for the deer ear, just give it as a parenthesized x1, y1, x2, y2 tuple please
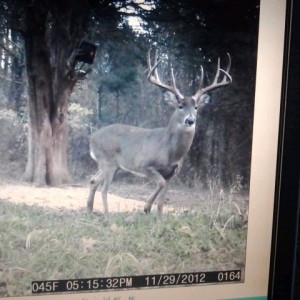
(198, 93, 211, 104)
(163, 91, 179, 108)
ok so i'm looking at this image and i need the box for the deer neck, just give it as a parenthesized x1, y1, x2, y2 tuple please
(166, 115, 196, 162)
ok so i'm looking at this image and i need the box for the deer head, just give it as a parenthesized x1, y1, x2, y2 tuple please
(147, 49, 232, 126)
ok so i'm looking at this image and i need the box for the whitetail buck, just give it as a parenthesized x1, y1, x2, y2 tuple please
(87, 50, 232, 220)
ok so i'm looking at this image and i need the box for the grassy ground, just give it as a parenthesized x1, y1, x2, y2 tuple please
(0, 188, 247, 297)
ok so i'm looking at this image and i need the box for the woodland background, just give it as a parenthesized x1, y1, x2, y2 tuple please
(0, 0, 260, 189)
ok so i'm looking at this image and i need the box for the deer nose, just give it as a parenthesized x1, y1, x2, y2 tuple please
(184, 115, 195, 126)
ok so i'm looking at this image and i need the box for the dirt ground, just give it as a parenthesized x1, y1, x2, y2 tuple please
(0, 178, 203, 215)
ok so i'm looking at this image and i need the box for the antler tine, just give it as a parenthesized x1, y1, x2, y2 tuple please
(154, 51, 161, 81)
(147, 49, 162, 80)
(220, 53, 232, 84)
(212, 57, 221, 85)
(170, 67, 176, 87)
(199, 65, 204, 89)
(171, 67, 184, 100)
(226, 53, 231, 73)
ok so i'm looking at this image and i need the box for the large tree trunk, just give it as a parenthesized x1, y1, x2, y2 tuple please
(22, 33, 74, 185)
(22, 74, 73, 185)
(22, 1, 80, 186)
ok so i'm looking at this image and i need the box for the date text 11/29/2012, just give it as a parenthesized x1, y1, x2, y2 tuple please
(32, 270, 242, 294)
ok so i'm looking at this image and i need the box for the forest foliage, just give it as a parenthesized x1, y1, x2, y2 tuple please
(0, 0, 260, 188)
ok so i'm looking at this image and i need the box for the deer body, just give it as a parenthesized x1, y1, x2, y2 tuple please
(87, 50, 232, 220)
(90, 123, 194, 175)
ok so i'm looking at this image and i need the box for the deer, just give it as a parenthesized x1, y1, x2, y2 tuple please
(87, 49, 232, 220)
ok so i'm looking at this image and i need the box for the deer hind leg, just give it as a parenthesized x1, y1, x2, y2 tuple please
(100, 168, 115, 219)
(144, 167, 166, 217)
(87, 169, 104, 212)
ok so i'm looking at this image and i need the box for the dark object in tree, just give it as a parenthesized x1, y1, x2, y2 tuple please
(75, 41, 97, 64)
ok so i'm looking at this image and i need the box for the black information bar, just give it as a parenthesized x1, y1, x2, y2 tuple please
(32, 270, 241, 294)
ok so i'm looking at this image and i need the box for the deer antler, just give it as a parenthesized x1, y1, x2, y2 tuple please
(147, 49, 184, 101)
(192, 53, 232, 102)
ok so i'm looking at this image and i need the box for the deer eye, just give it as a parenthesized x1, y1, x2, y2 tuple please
(178, 103, 185, 109)
(195, 106, 198, 110)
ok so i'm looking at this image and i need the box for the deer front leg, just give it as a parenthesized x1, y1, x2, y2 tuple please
(156, 184, 168, 221)
(144, 167, 166, 218)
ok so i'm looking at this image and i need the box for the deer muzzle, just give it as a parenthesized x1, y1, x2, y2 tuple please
(184, 115, 196, 127)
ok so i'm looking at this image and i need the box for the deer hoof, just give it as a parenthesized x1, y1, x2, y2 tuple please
(87, 205, 93, 213)
(144, 207, 151, 214)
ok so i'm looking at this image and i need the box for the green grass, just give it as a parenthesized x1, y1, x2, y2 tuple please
(0, 196, 247, 296)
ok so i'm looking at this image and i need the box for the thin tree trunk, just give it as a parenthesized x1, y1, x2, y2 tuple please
(9, 30, 24, 112)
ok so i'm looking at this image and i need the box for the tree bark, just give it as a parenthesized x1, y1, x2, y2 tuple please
(22, 32, 73, 185)
(23, 109, 70, 186)
(22, 1, 80, 186)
